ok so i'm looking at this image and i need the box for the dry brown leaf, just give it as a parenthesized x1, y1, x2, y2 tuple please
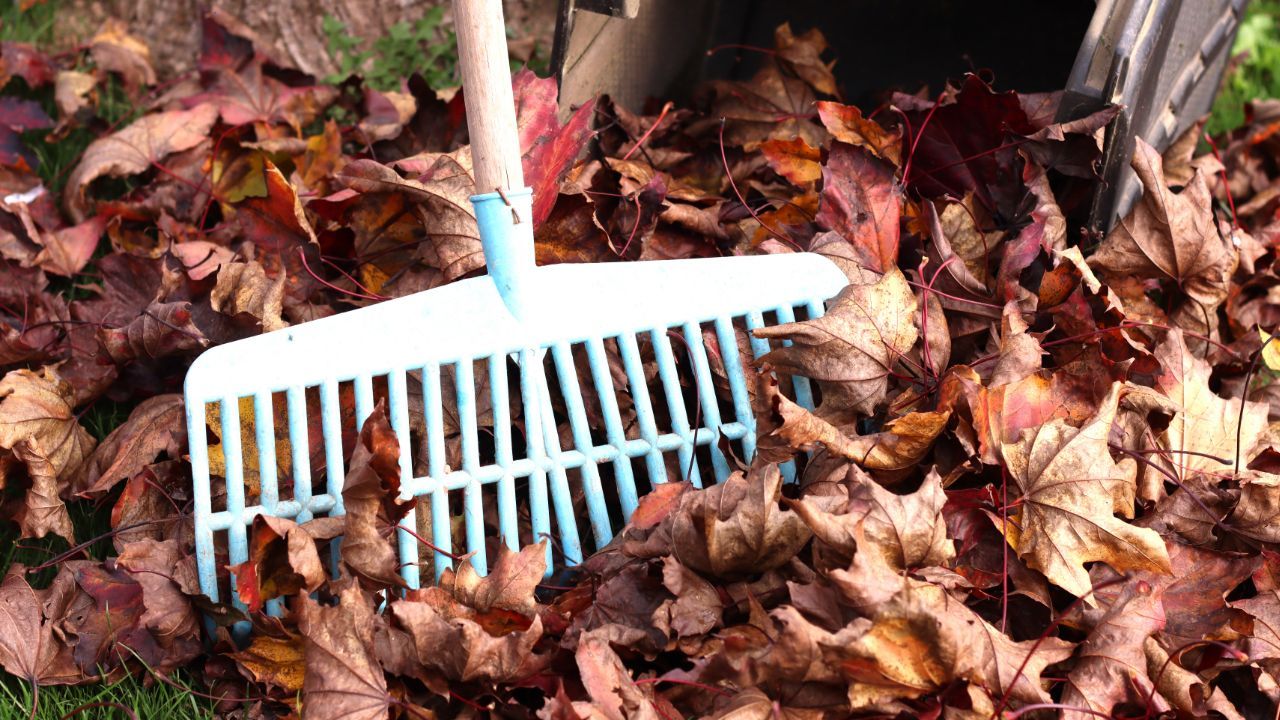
(31, 216, 103, 277)
(74, 394, 183, 496)
(792, 466, 952, 571)
(297, 580, 389, 720)
(934, 195, 1001, 286)
(1230, 471, 1280, 543)
(753, 369, 862, 463)
(575, 627, 663, 720)
(815, 143, 902, 275)
(342, 155, 483, 282)
(356, 89, 416, 144)
(115, 538, 201, 656)
(773, 24, 836, 96)
(823, 578, 1072, 709)
(760, 137, 821, 186)
(340, 401, 411, 590)
(441, 540, 547, 617)
(657, 556, 722, 638)
(1154, 329, 1266, 482)
(64, 104, 218, 221)
(0, 366, 95, 482)
(708, 688, 824, 720)
(1061, 582, 1166, 719)
(1089, 138, 1235, 307)
(390, 596, 544, 684)
(230, 633, 306, 695)
(210, 260, 286, 332)
(755, 370, 946, 471)
(1091, 538, 1258, 649)
(0, 566, 85, 687)
(669, 461, 811, 580)
(756, 268, 917, 421)
(817, 101, 902, 165)
(713, 63, 824, 150)
(230, 515, 327, 612)
(1143, 638, 1244, 720)
(54, 70, 95, 119)
(169, 240, 234, 280)
(998, 383, 1170, 597)
(98, 301, 208, 363)
(840, 410, 951, 472)
(89, 19, 156, 92)
(9, 439, 73, 543)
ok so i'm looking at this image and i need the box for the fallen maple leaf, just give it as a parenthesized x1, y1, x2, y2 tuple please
(210, 260, 287, 332)
(441, 540, 547, 618)
(341, 401, 411, 589)
(822, 576, 1073, 709)
(185, 59, 336, 133)
(669, 461, 811, 580)
(0, 566, 84, 687)
(1091, 539, 1257, 651)
(1061, 582, 1167, 719)
(230, 515, 328, 612)
(1089, 138, 1235, 308)
(761, 137, 821, 187)
(390, 592, 545, 684)
(817, 101, 902, 166)
(63, 104, 218, 221)
(114, 538, 201, 662)
(1153, 329, 1266, 483)
(773, 24, 836, 96)
(755, 268, 918, 421)
(74, 393, 183, 496)
(709, 688, 824, 720)
(70, 563, 156, 678)
(9, 440, 73, 543)
(656, 556, 722, 639)
(793, 466, 953, 572)
(815, 142, 902, 274)
(230, 632, 306, 696)
(98, 300, 209, 364)
(998, 383, 1171, 597)
(88, 19, 156, 93)
(575, 627, 664, 720)
(31, 215, 103, 277)
(297, 580, 389, 720)
(0, 366, 95, 482)
(226, 161, 321, 306)
(511, 69, 597, 227)
(342, 156, 484, 282)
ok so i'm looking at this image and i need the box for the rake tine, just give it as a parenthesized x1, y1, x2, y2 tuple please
(585, 336, 640, 518)
(490, 353, 520, 553)
(551, 341, 613, 548)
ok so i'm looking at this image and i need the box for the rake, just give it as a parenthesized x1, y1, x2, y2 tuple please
(184, 0, 848, 611)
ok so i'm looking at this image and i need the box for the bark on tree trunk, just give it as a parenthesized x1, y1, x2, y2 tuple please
(58, 0, 554, 80)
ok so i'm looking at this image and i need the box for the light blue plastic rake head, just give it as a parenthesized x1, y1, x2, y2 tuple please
(182, 0, 849, 615)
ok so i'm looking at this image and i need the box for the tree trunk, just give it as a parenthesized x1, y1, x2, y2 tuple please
(59, 0, 555, 81)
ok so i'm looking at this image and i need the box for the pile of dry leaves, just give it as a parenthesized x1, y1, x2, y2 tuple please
(2, 11, 1280, 720)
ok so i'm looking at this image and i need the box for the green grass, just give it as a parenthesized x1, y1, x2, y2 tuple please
(321, 6, 551, 95)
(0, 0, 58, 47)
(1209, 0, 1280, 135)
(0, 671, 216, 719)
(324, 7, 459, 91)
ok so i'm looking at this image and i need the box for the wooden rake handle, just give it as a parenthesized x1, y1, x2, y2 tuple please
(453, 0, 526, 194)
